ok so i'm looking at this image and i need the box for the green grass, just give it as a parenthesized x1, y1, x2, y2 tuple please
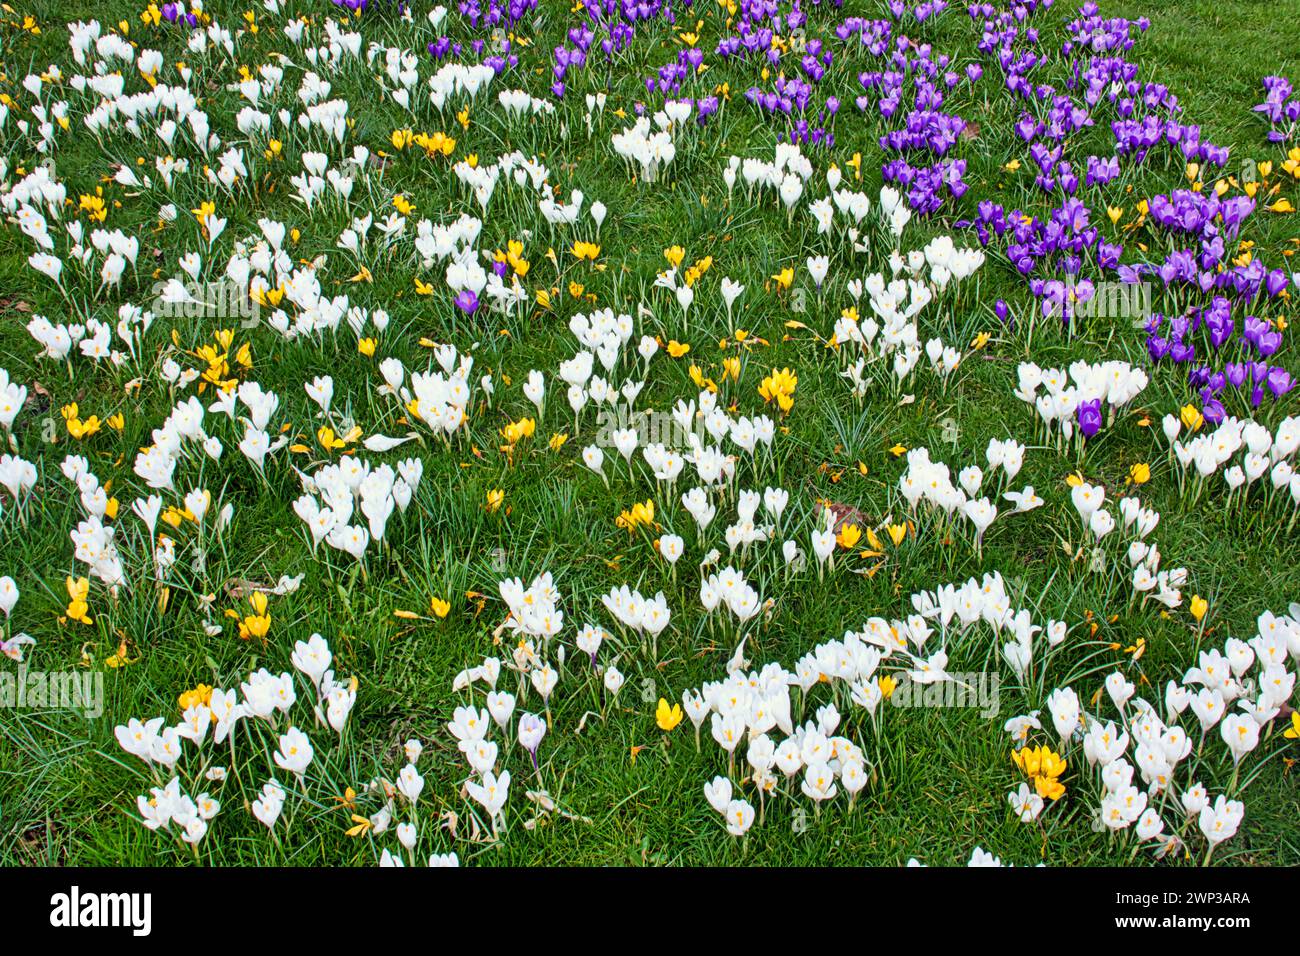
(0, 0, 1298, 867)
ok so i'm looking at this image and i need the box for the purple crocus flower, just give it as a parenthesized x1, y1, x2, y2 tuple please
(454, 290, 480, 315)
(1076, 399, 1103, 438)
(1268, 366, 1295, 397)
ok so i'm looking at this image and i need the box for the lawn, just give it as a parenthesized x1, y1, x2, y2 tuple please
(0, 0, 1298, 867)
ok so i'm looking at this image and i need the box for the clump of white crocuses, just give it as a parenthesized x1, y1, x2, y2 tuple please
(688, 571, 1054, 833)
(1013, 360, 1148, 446)
(370, 736, 461, 868)
(725, 143, 819, 225)
(0, 450, 39, 524)
(293, 455, 423, 564)
(375, 344, 480, 444)
(829, 244, 984, 399)
(1162, 413, 1300, 517)
(611, 115, 677, 184)
(1061, 482, 1188, 611)
(443, 596, 606, 843)
(601, 584, 672, 656)
(897, 442, 1031, 556)
(117, 634, 356, 856)
(1012, 606, 1297, 863)
(562, 306, 642, 436)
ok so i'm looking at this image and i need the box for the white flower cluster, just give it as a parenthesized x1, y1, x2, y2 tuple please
(612, 115, 678, 183)
(424, 61, 497, 109)
(447, 702, 514, 826)
(117, 633, 355, 847)
(442, 631, 611, 848)
(287, 149, 357, 210)
(414, 209, 483, 263)
(440, 589, 611, 843)
(1017, 606, 1299, 857)
(831, 239, 983, 395)
(293, 456, 424, 560)
(700, 486, 787, 550)
(726, 142, 814, 212)
(699, 564, 764, 624)
(1166, 413, 1300, 500)
(919, 234, 987, 289)
(689, 661, 870, 837)
(377, 345, 480, 438)
(0, 452, 37, 518)
(63, 456, 127, 587)
(499, 572, 564, 641)
(1067, 486, 1187, 608)
(898, 442, 1034, 550)
(806, 166, 874, 235)
(373, 734, 461, 867)
(364, 44, 424, 111)
(584, 388, 776, 486)
(1014, 360, 1149, 440)
(561, 307, 641, 425)
(497, 88, 555, 118)
(601, 585, 672, 637)
(687, 570, 1055, 833)
(147, 388, 279, 488)
(133, 776, 223, 847)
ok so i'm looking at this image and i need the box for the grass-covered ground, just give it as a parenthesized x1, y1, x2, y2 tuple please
(0, 0, 1298, 866)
